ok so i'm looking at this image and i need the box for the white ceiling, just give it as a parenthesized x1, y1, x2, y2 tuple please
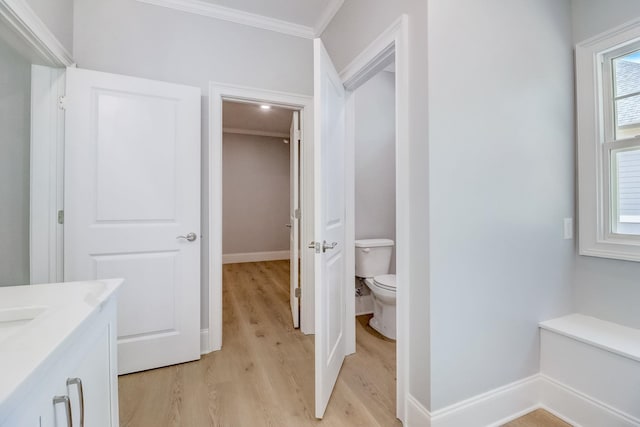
(223, 101, 294, 137)
(200, 0, 333, 28)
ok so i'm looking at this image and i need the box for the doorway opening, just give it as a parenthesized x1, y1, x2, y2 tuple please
(220, 99, 302, 328)
(207, 83, 314, 353)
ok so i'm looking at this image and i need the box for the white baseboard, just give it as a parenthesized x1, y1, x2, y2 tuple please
(200, 328, 209, 355)
(405, 394, 431, 427)
(539, 375, 640, 427)
(403, 374, 639, 427)
(222, 250, 289, 264)
(429, 375, 539, 427)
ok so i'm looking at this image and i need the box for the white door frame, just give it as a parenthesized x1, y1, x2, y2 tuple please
(339, 15, 409, 422)
(207, 82, 314, 352)
(30, 65, 66, 284)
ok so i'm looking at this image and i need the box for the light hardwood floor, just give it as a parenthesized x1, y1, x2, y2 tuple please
(119, 260, 399, 426)
(118, 261, 570, 427)
(504, 409, 572, 427)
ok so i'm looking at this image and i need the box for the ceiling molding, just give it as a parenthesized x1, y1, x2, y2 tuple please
(223, 127, 290, 138)
(136, 0, 316, 39)
(314, 0, 344, 36)
(0, 0, 74, 67)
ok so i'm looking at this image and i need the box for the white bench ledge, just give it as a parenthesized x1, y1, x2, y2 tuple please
(540, 313, 640, 363)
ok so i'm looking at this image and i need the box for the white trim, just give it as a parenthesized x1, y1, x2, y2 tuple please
(406, 394, 431, 427)
(222, 250, 289, 264)
(313, 0, 344, 36)
(208, 81, 313, 353)
(430, 376, 540, 427)
(405, 373, 640, 427)
(340, 15, 405, 90)
(540, 375, 640, 427)
(340, 14, 410, 423)
(200, 328, 209, 355)
(135, 0, 315, 39)
(0, 0, 73, 66)
(29, 65, 65, 284)
(223, 127, 289, 139)
(577, 17, 640, 262)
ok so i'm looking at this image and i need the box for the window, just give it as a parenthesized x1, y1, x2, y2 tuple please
(577, 21, 640, 261)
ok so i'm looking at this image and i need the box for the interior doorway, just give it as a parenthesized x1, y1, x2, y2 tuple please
(220, 100, 302, 328)
(207, 83, 314, 353)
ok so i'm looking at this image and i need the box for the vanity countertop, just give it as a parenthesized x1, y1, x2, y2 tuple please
(0, 279, 122, 417)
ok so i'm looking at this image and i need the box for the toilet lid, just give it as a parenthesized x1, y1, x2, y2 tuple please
(374, 274, 396, 290)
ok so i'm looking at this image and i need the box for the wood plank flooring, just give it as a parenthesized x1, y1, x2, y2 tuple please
(118, 260, 571, 427)
(504, 409, 572, 427)
(119, 260, 399, 427)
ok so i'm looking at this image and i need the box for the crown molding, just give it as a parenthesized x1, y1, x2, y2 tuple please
(136, 0, 316, 39)
(314, 0, 344, 36)
(0, 0, 74, 67)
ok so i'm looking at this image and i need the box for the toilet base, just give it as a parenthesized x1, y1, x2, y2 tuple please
(369, 297, 396, 340)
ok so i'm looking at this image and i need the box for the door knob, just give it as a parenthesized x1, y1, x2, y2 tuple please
(322, 241, 337, 252)
(177, 232, 197, 242)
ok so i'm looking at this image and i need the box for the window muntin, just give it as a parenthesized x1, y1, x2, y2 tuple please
(612, 49, 640, 140)
(603, 42, 640, 237)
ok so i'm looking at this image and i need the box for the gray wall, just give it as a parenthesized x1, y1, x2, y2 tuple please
(322, 0, 431, 408)
(428, 0, 575, 410)
(0, 36, 31, 286)
(73, 0, 313, 328)
(355, 71, 396, 272)
(572, 0, 640, 44)
(572, 0, 640, 330)
(25, 0, 74, 53)
(222, 133, 290, 255)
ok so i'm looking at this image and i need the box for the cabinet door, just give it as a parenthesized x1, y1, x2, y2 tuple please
(68, 325, 112, 427)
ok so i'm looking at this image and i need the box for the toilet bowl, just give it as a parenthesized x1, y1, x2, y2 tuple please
(355, 238, 397, 340)
(364, 274, 396, 339)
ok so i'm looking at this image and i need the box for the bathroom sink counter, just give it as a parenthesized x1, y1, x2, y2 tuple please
(0, 279, 122, 421)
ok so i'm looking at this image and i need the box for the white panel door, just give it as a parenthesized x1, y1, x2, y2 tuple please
(290, 110, 300, 328)
(64, 68, 201, 374)
(313, 39, 347, 419)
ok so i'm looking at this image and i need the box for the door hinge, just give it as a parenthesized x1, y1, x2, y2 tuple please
(58, 96, 67, 110)
(294, 129, 301, 142)
(294, 208, 301, 219)
(57, 210, 64, 224)
(294, 288, 301, 298)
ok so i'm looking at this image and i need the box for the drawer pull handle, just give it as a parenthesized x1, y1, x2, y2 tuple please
(53, 395, 72, 427)
(67, 377, 85, 427)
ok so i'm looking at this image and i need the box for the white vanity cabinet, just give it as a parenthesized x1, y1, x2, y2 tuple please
(0, 280, 121, 427)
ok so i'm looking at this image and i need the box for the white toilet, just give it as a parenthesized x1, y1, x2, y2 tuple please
(355, 238, 397, 340)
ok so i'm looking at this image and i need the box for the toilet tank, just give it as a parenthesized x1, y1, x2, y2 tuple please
(355, 239, 394, 278)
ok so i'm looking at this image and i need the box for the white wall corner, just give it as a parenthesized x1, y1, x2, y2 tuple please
(135, 0, 315, 39)
(405, 394, 431, 427)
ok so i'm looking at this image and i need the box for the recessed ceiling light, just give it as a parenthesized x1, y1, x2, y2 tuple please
(260, 105, 271, 110)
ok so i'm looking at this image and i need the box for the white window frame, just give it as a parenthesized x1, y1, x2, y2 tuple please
(577, 18, 640, 262)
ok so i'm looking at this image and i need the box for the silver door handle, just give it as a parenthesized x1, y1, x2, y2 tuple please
(53, 395, 72, 427)
(322, 241, 337, 252)
(177, 232, 197, 242)
(67, 378, 84, 427)
(285, 224, 292, 228)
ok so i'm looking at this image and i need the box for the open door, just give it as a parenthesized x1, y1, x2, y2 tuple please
(64, 68, 201, 374)
(290, 111, 301, 328)
(313, 38, 347, 419)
